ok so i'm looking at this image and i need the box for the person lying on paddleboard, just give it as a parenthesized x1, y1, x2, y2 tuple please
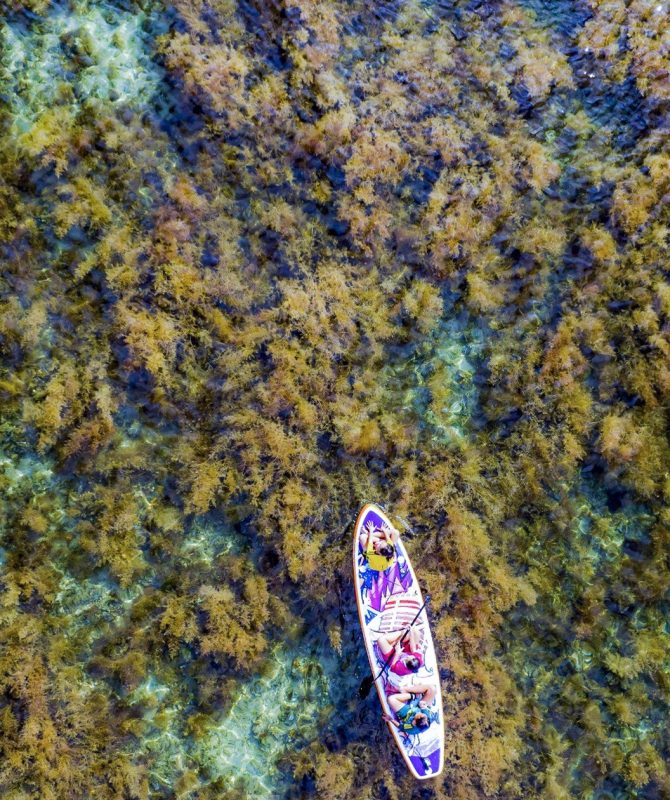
(359, 520, 398, 571)
(376, 624, 424, 688)
(383, 683, 438, 735)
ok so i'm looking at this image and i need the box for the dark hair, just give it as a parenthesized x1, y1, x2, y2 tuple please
(379, 544, 394, 559)
(405, 656, 420, 672)
(414, 713, 430, 730)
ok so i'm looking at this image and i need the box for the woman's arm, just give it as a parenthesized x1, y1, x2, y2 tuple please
(381, 525, 399, 545)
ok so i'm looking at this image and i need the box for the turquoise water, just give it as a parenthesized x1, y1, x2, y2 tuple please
(1, 0, 669, 797)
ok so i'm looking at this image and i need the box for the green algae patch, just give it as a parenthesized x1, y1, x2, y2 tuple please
(500, 485, 670, 796)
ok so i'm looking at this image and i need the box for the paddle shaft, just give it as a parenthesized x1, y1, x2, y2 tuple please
(370, 595, 430, 684)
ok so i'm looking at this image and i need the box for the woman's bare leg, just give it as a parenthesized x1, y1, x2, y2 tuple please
(377, 628, 405, 659)
(376, 634, 394, 659)
(388, 692, 411, 713)
(407, 682, 436, 705)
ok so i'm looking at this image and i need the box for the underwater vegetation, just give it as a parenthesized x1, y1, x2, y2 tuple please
(0, 0, 669, 797)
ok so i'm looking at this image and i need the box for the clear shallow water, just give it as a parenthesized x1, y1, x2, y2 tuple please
(1, 0, 669, 798)
(1, 4, 161, 125)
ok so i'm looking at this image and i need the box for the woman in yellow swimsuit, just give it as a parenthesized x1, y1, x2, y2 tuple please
(359, 520, 398, 571)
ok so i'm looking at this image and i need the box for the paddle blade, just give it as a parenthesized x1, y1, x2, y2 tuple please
(358, 675, 374, 699)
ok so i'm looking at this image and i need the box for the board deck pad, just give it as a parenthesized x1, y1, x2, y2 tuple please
(353, 503, 445, 780)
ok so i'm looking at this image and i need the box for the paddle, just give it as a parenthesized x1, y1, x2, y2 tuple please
(358, 595, 431, 699)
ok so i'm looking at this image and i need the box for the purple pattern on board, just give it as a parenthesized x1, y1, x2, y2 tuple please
(410, 748, 441, 777)
(358, 510, 412, 611)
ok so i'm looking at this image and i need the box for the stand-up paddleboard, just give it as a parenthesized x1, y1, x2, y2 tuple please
(353, 502, 444, 780)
